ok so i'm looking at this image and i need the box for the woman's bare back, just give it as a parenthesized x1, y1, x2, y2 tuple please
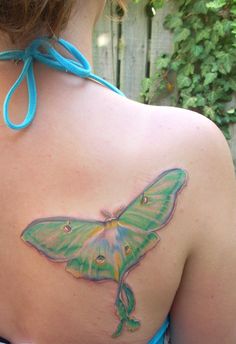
(0, 66, 236, 343)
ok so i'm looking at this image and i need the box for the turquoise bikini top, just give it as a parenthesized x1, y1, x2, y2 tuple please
(0, 36, 125, 130)
(0, 36, 170, 343)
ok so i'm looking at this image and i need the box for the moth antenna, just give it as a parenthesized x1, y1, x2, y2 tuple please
(101, 209, 112, 220)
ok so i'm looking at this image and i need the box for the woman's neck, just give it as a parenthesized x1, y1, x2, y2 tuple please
(58, 2, 99, 69)
(0, 1, 107, 129)
(0, 0, 106, 69)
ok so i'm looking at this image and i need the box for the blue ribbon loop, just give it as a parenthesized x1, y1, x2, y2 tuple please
(0, 36, 125, 130)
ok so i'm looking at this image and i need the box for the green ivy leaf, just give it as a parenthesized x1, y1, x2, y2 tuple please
(190, 17, 205, 31)
(191, 44, 204, 57)
(213, 21, 225, 37)
(155, 55, 171, 69)
(177, 75, 192, 88)
(181, 37, 196, 54)
(203, 40, 216, 54)
(231, 6, 236, 15)
(196, 30, 210, 43)
(170, 59, 184, 71)
(151, 0, 165, 10)
(163, 13, 183, 30)
(220, 125, 231, 140)
(180, 63, 195, 76)
(141, 78, 151, 92)
(203, 106, 216, 120)
(174, 28, 191, 43)
(196, 95, 206, 106)
(192, 0, 208, 14)
(206, 0, 226, 9)
(183, 96, 198, 108)
(207, 89, 224, 104)
(227, 109, 236, 115)
(203, 72, 218, 86)
(222, 19, 233, 34)
(217, 54, 233, 74)
(192, 75, 201, 83)
(228, 77, 236, 91)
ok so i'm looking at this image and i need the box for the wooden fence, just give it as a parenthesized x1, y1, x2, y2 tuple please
(93, 1, 236, 169)
(93, 1, 178, 101)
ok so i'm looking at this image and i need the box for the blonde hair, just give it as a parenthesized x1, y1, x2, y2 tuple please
(0, 0, 127, 44)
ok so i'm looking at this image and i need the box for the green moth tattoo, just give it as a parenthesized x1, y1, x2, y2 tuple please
(21, 168, 187, 338)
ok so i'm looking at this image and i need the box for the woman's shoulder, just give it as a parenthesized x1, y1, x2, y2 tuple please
(131, 102, 234, 178)
(144, 103, 236, 223)
(98, 92, 235, 203)
(137, 102, 226, 148)
(126, 100, 236, 244)
(118, 95, 223, 141)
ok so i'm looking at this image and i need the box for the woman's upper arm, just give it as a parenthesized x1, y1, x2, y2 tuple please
(170, 114, 236, 343)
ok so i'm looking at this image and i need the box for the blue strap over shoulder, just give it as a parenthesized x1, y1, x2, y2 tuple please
(0, 37, 125, 130)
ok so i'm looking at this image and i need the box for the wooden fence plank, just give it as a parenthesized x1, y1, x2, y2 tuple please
(119, 1, 149, 101)
(93, 3, 119, 85)
(149, 1, 177, 106)
(149, 2, 177, 76)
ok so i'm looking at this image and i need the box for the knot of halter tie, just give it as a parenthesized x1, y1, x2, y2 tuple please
(0, 36, 125, 130)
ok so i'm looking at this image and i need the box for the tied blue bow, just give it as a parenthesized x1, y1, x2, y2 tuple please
(0, 36, 125, 130)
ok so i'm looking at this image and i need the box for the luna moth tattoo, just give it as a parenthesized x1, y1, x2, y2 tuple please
(21, 168, 187, 338)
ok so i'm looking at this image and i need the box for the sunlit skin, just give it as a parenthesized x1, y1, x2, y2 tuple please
(0, 1, 235, 343)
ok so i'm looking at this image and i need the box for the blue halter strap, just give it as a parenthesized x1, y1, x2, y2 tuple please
(0, 36, 125, 130)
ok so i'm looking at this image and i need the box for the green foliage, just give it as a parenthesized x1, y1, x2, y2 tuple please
(138, 0, 236, 139)
(133, 0, 165, 16)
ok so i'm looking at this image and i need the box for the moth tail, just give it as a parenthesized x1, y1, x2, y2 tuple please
(112, 319, 125, 338)
(126, 317, 141, 332)
(112, 281, 141, 338)
(122, 282, 135, 315)
(124, 283, 141, 332)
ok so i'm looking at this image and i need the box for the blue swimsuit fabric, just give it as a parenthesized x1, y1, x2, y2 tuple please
(0, 36, 170, 343)
(148, 317, 170, 344)
(0, 338, 10, 344)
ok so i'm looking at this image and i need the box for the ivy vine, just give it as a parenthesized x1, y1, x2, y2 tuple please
(136, 0, 236, 139)
(133, 0, 165, 13)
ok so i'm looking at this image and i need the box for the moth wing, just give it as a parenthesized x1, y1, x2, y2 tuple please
(21, 217, 105, 261)
(66, 223, 159, 282)
(118, 168, 187, 232)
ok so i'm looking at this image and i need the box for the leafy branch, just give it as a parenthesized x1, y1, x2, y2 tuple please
(138, 0, 236, 139)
